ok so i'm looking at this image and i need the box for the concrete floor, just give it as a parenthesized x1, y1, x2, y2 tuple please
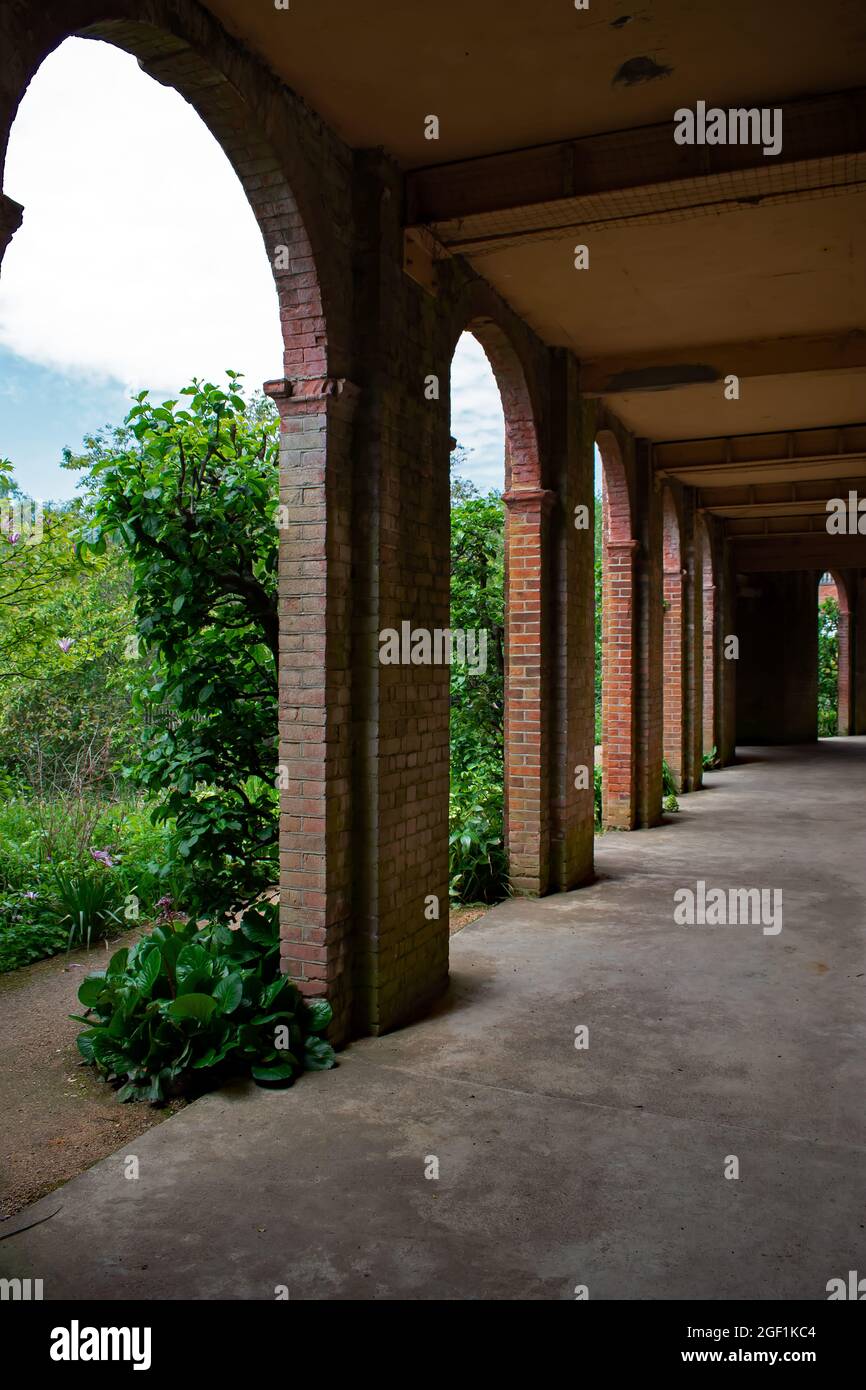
(2, 741, 864, 1300)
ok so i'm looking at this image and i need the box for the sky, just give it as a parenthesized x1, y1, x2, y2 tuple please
(0, 37, 505, 503)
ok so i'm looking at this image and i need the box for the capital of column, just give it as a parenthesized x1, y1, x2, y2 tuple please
(502, 487, 557, 514)
(606, 537, 640, 552)
(263, 376, 361, 415)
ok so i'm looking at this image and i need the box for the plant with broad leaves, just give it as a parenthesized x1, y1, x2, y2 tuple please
(72, 901, 334, 1102)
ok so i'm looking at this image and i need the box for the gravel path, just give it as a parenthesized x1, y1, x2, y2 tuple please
(0, 932, 184, 1221)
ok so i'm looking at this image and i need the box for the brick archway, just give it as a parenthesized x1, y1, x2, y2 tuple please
(662, 485, 687, 792)
(0, 0, 363, 1032)
(597, 429, 637, 829)
(447, 305, 551, 894)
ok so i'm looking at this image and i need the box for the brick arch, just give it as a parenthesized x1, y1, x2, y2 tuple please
(447, 300, 549, 893)
(596, 430, 637, 828)
(661, 485, 687, 791)
(0, 0, 363, 1029)
(0, 0, 339, 377)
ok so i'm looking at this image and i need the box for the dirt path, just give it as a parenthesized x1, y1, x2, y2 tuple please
(0, 932, 184, 1222)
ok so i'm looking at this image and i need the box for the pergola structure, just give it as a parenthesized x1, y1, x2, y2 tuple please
(2, 0, 864, 1041)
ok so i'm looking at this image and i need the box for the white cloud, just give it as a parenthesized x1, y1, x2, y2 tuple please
(450, 332, 505, 492)
(0, 38, 282, 395)
(0, 39, 508, 487)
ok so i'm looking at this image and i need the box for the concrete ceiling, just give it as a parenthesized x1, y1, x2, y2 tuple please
(205, 0, 866, 168)
(208, 0, 866, 462)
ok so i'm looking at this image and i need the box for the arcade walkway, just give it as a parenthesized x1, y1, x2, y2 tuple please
(2, 741, 863, 1300)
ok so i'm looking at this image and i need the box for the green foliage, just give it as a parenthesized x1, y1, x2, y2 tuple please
(449, 460, 509, 904)
(72, 901, 335, 1103)
(594, 763, 603, 830)
(77, 377, 281, 910)
(0, 790, 189, 972)
(51, 862, 124, 951)
(702, 745, 720, 771)
(818, 595, 839, 736)
(662, 759, 680, 813)
(0, 491, 135, 787)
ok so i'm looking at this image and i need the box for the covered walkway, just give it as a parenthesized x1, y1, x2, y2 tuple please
(3, 742, 863, 1300)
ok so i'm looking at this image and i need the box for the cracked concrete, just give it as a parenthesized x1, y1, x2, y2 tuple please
(1, 741, 864, 1299)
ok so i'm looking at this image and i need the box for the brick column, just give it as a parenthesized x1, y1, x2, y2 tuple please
(548, 355, 595, 888)
(503, 485, 555, 894)
(266, 375, 359, 1042)
(837, 592, 853, 736)
(635, 447, 663, 826)
(703, 581, 717, 754)
(663, 563, 688, 791)
(602, 539, 639, 828)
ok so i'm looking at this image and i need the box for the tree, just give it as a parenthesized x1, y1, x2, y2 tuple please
(78, 375, 281, 908)
(818, 595, 839, 736)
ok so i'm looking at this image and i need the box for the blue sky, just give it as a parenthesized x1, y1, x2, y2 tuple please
(0, 38, 504, 504)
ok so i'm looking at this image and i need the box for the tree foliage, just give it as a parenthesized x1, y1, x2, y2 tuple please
(78, 375, 281, 908)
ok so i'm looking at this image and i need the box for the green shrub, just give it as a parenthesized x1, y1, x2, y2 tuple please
(72, 901, 334, 1103)
(594, 763, 603, 829)
(662, 759, 680, 813)
(448, 797, 509, 905)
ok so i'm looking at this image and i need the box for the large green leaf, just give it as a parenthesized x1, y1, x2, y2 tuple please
(165, 993, 218, 1023)
(213, 972, 243, 1015)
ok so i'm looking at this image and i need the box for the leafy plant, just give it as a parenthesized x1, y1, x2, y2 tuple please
(448, 801, 510, 905)
(72, 901, 334, 1102)
(50, 863, 124, 951)
(702, 745, 720, 771)
(662, 759, 680, 813)
(594, 763, 603, 829)
(818, 595, 839, 736)
(77, 377, 281, 912)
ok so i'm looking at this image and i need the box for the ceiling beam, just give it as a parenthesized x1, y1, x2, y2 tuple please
(581, 333, 866, 398)
(732, 534, 866, 571)
(653, 424, 866, 487)
(699, 479, 866, 517)
(406, 88, 866, 250)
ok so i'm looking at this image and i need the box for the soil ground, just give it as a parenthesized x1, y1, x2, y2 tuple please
(0, 929, 185, 1222)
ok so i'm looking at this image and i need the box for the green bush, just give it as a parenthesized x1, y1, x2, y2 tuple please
(818, 595, 839, 736)
(0, 791, 192, 971)
(72, 901, 335, 1103)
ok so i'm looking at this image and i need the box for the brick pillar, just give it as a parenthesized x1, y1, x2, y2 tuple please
(703, 581, 717, 753)
(837, 585, 853, 736)
(548, 353, 595, 887)
(636, 446, 663, 826)
(266, 376, 359, 1042)
(602, 538, 639, 828)
(718, 545, 738, 763)
(683, 527, 701, 793)
(663, 563, 687, 790)
(503, 486, 555, 894)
